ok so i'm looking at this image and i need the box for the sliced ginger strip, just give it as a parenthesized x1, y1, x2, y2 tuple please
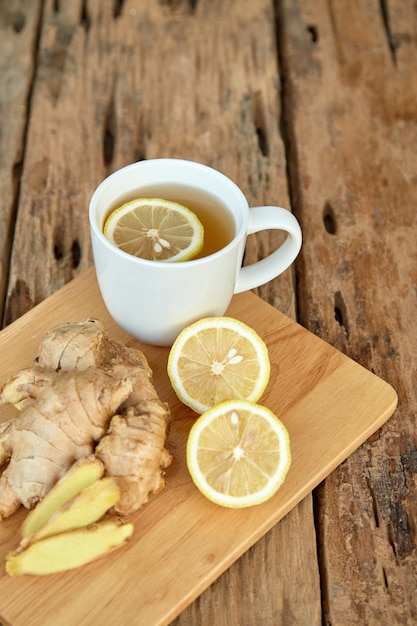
(21, 456, 104, 538)
(26, 477, 120, 545)
(6, 520, 133, 576)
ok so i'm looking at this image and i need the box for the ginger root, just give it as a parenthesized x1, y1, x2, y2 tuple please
(96, 403, 174, 515)
(0, 319, 172, 520)
(0, 369, 132, 518)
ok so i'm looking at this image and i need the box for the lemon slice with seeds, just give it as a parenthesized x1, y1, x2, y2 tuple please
(103, 198, 204, 262)
(186, 399, 291, 508)
(167, 317, 270, 413)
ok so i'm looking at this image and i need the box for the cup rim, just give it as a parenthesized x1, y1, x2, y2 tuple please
(89, 159, 248, 267)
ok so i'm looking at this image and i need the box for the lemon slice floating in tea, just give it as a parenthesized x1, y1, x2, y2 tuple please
(167, 317, 270, 413)
(186, 399, 291, 508)
(103, 198, 204, 262)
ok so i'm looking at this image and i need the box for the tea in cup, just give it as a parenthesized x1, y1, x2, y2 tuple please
(89, 159, 302, 346)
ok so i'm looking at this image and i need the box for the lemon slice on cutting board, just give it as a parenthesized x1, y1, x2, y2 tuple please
(167, 316, 270, 413)
(103, 198, 204, 262)
(186, 399, 291, 508)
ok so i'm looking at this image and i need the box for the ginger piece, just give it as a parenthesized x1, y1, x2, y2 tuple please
(0, 370, 132, 519)
(22, 456, 105, 538)
(6, 520, 133, 576)
(27, 477, 121, 544)
(36, 319, 154, 382)
(0, 367, 55, 411)
(0, 318, 172, 520)
(95, 402, 173, 514)
(12, 459, 125, 574)
(0, 319, 109, 411)
(41, 319, 173, 515)
(35, 318, 108, 372)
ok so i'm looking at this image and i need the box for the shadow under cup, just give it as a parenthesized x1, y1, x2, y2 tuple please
(89, 160, 249, 346)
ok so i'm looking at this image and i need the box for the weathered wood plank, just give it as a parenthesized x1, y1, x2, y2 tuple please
(2, 1, 320, 624)
(0, 0, 42, 323)
(3, 0, 101, 325)
(279, 0, 417, 622)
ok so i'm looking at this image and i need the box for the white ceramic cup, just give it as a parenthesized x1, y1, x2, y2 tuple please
(89, 159, 302, 346)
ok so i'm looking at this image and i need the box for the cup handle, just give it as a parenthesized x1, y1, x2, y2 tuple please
(234, 206, 302, 294)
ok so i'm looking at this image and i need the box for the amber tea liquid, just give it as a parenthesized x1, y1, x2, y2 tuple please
(105, 183, 235, 259)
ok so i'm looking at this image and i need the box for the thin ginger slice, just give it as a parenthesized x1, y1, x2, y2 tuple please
(6, 520, 133, 576)
(21, 456, 105, 538)
(27, 477, 121, 544)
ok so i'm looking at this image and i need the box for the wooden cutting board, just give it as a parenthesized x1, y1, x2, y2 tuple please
(0, 268, 397, 626)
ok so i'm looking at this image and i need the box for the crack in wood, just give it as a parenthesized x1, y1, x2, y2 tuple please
(53, 241, 63, 262)
(80, 0, 91, 31)
(5, 9, 26, 34)
(252, 91, 269, 157)
(334, 290, 349, 337)
(273, 0, 302, 263)
(306, 25, 318, 44)
(113, 0, 125, 19)
(312, 484, 331, 626)
(382, 566, 389, 589)
(71, 240, 81, 269)
(103, 95, 116, 167)
(379, 0, 397, 65)
(159, 0, 199, 14)
(367, 476, 381, 529)
(53, 234, 81, 269)
(367, 440, 417, 562)
(323, 201, 337, 234)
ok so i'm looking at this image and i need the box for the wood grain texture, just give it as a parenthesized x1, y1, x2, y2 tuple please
(279, 0, 417, 623)
(1, 0, 414, 623)
(0, 269, 396, 626)
(0, 1, 42, 322)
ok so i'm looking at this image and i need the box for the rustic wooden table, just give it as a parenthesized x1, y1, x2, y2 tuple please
(0, 1, 415, 624)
